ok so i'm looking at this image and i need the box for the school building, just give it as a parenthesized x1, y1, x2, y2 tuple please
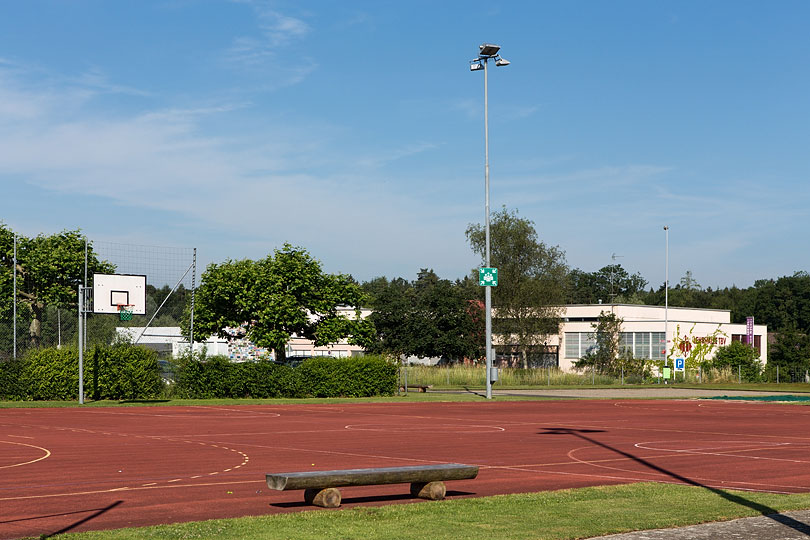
(496, 304, 767, 371)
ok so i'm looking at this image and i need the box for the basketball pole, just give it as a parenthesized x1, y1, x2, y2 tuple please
(77, 285, 85, 405)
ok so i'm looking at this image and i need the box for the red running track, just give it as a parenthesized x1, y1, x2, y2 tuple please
(2, 399, 810, 539)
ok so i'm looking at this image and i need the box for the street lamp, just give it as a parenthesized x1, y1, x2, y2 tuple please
(470, 43, 510, 400)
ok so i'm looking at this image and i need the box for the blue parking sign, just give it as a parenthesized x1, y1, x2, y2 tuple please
(675, 358, 685, 371)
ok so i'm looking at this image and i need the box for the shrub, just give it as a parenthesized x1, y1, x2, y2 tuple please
(88, 344, 163, 400)
(174, 354, 239, 399)
(298, 355, 397, 397)
(25, 347, 81, 400)
(173, 354, 397, 399)
(0, 358, 28, 400)
(711, 341, 763, 382)
(11, 345, 162, 401)
(241, 361, 302, 398)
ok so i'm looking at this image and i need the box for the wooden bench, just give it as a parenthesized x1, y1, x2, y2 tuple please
(399, 384, 432, 393)
(266, 463, 479, 508)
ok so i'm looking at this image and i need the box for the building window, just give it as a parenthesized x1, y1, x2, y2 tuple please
(565, 332, 598, 358)
(619, 332, 632, 355)
(564, 333, 580, 358)
(567, 331, 667, 360)
(651, 332, 665, 360)
(634, 332, 650, 359)
(731, 334, 762, 355)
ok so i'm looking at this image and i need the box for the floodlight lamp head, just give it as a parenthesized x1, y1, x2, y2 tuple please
(470, 62, 484, 71)
(495, 57, 510, 67)
(479, 43, 501, 57)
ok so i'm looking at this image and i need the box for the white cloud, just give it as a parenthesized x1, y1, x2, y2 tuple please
(0, 63, 478, 280)
(224, 1, 314, 81)
(72, 67, 152, 97)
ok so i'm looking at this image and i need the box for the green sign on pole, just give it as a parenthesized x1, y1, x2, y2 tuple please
(479, 267, 498, 287)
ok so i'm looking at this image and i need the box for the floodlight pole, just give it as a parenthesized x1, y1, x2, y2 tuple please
(660, 226, 664, 382)
(484, 54, 493, 400)
(471, 44, 509, 400)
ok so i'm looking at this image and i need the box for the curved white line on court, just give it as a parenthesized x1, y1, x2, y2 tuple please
(344, 423, 505, 433)
(633, 440, 810, 464)
(565, 441, 810, 492)
(0, 440, 51, 469)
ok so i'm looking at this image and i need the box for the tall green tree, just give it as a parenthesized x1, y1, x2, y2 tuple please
(364, 270, 483, 362)
(466, 207, 568, 368)
(571, 311, 648, 377)
(185, 244, 375, 361)
(568, 264, 648, 304)
(768, 328, 810, 377)
(0, 224, 114, 347)
(712, 340, 763, 381)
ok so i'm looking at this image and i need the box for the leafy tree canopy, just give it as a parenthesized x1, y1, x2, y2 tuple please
(568, 264, 648, 304)
(0, 223, 114, 347)
(466, 207, 568, 367)
(185, 244, 374, 361)
(363, 270, 483, 362)
(712, 340, 763, 381)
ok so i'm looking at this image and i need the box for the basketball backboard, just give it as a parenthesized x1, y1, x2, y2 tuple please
(92, 274, 147, 315)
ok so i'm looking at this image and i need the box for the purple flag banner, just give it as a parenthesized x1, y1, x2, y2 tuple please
(746, 316, 754, 346)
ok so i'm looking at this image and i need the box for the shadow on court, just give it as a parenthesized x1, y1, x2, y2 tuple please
(539, 427, 810, 536)
(0, 500, 124, 538)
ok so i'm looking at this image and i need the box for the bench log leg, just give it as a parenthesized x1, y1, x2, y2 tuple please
(410, 481, 446, 500)
(304, 487, 342, 508)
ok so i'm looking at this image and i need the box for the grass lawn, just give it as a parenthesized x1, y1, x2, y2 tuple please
(3, 381, 810, 409)
(0, 392, 552, 408)
(49, 482, 810, 540)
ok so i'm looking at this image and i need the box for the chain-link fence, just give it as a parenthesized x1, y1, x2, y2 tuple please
(1, 236, 195, 361)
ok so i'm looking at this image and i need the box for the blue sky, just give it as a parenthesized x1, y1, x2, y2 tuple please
(0, 1, 808, 289)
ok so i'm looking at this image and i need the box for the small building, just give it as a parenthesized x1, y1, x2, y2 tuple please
(115, 327, 229, 358)
(115, 307, 372, 361)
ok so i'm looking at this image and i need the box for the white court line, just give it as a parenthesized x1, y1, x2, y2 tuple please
(0, 440, 51, 469)
(560, 442, 810, 493)
(634, 440, 810, 464)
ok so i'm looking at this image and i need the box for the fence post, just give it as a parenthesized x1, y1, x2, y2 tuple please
(12, 233, 16, 360)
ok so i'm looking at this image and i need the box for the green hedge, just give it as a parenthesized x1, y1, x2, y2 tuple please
(0, 345, 162, 401)
(173, 355, 397, 399)
(87, 344, 163, 400)
(1, 349, 396, 401)
(298, 357, 398, 397)
(0, 357, 28, 400)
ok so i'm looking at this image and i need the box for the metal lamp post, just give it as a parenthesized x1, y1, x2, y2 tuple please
(471, 43, 509, 400)
(660, 226, 664, 382)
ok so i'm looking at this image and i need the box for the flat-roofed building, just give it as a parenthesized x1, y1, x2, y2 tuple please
(495, 304, 767, 372)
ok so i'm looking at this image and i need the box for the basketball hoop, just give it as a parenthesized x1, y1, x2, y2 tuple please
(117, 304, 135, 322)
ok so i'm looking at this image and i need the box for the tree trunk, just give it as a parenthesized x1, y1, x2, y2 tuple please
(521, 348, 528, 369)
(275, 346, 287, 363)
(29, 301, 43, 348)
